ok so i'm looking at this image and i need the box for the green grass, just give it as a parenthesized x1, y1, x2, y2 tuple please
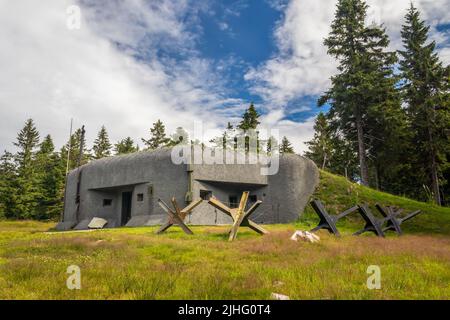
(301, 170, 450, 235)
(0, 171, 449, 300)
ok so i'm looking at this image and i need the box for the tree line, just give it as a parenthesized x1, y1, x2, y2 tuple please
(0, 104, 295, 220)
(304, 1, 449, 206)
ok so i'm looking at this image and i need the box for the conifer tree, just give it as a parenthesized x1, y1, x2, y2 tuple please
(35, 135, 64, 219)
(305, 113, 334, 169)
(237, 103, 261, 152)
(280, 136, 294, 154)
(14, 119, 39, 171)
(114, 137, 139, 155)
(398, 4, 450, 205)
(319, 0, 398, 186)
(92, 126, 112, 159)
(224, 122, 235, 150)
(13, 119, 41, 218)
(61, 127, 90, 171)
(238, 103, 260, 131)
(142, 120, 170, 150)
(0, 151, 18, 218)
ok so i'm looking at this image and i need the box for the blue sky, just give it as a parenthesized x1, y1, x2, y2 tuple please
(192, 0, 322, 122)
(0, 0, 448, 152)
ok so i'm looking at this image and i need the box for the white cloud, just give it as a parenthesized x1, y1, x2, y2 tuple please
(288, 106, 312, 114)
(247, 0, 449, 108)
(0, 0, 233, 152)
(246, 0, 449, 152)
(218, 22, 229, 31)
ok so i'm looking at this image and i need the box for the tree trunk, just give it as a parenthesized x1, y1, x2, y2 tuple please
(427, 105, 441, 206)
(355, 110, 369, 186)
(322, 151, 327, 170)
(428, 129, 441, 206)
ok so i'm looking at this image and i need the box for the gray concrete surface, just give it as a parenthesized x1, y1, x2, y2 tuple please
(56, 147, 319, 230)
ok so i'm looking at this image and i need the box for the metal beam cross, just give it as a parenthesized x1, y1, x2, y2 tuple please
(208, 191, 269, 241)
(310, 199, 359, 236)
(376, 204, 421, 235)
(156, 198, 202, 235)
(353, 204, 386, 237)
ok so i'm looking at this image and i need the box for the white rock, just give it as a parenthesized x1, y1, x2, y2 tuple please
(290, 230, 320, 243)
(88, 217, 108, 229)
(271, 293, 290, 300)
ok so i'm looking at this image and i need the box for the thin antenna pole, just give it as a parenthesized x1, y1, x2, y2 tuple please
(61, 118, 73, 223)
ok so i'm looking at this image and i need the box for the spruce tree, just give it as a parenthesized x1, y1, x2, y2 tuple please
(238, 103, 260, 131)
(61, 127, 90, 171)
(0, 151, 18, 218)
(13, 119, 41, 219)
(142, 120, 170, 150)
(114, 137, 139, 155)
(280, 136, 294, 154)
(224, 122, 235, 150)
(209, 123, 237, 150)
(92, 126, 112, 159)
(305, 113, 334, 169)
(237, 103, 261, 152)
(35, 135, 64, 219)
(330, 134, 359, 179)
(398, 4, 450, 205)
(14, 119, 39, 171)
(319, 0, 398, 186)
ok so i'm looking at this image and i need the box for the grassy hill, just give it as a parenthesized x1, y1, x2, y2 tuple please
(300, 170, 450, 235)
(0, 170, 449, 299)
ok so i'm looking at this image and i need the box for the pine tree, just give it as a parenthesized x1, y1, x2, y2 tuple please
(398, 4, 450, 205)
(13, 119, 41, 219)
(14, 119, 39, 170)
(210, 122, 237, 150)
(92, 126, 112, 159)
(114, 137, 139, 155)
(224, 122, 235, 150)
(305, 113, 334, 169)
(280, 136, 294, 154)
(61, 127, 90, 171)
(238, 103, 260, 131)
(319, 0, 398, 186)
(329, 133, 359, 180)
(142, 120, 170, 150)
(35, 135, 65, 220)
(237, 103, 261, 152)
(0, 151, 18, 219)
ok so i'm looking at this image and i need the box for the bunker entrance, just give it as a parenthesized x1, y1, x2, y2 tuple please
(197, 180, 267, 209)
(121, 192, 132, 226)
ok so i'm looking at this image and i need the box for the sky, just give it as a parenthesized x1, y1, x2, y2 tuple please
(0, 0, 449, 153)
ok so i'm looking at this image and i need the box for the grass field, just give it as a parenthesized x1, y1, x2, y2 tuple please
(0, 171, 449, 300)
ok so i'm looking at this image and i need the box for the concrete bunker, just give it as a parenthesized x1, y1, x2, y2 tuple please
(57, 147, 319, 231)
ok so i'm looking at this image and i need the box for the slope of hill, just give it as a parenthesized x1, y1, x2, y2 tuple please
(300, 170, 450, 235)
